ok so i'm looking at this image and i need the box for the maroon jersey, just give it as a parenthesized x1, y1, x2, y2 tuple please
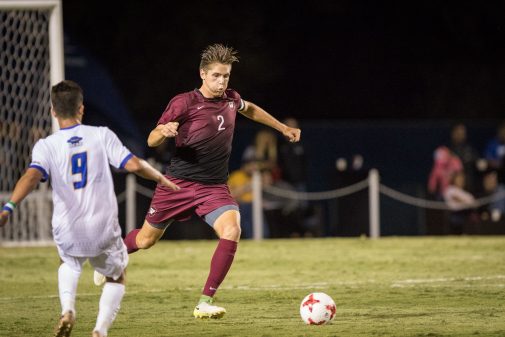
(157, 89, 244, 184)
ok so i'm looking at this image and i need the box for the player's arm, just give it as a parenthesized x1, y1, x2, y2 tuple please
(124, 156, 180, 190)
(147, 122, 179, 147)
(239, 100, 301, 142)
(0, 168, 43, 227)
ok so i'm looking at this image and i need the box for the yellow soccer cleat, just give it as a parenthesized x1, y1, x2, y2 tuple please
(193, 301, 226, 319)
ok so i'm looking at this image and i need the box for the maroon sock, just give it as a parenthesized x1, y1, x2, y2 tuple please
(202, 239, 238, 297)
(123, 229, 140, 254)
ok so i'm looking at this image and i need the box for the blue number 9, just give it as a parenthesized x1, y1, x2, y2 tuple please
(71, 152, 87, 189)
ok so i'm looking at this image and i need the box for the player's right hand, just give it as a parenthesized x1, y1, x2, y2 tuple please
(0, 210, 10, 227)
(160, 122, 179, 138)
(282, 126, 301, 143)
(159, 176, 181, 191)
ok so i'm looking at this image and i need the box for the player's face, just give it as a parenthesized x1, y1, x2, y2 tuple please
(200, 63, 232, 98)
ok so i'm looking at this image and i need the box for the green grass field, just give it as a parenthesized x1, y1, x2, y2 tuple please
(1, 237, 505, 337)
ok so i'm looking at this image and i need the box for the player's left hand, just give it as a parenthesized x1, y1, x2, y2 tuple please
(159, 176, 181, 191)
(282, 126, 301, 143)
(160, 122, 179, 138)
(0, 210, 10, 227)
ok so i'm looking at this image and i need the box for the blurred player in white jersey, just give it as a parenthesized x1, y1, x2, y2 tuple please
(0, 80, 179, 337)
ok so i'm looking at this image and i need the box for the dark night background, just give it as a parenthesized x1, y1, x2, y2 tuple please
(63, 0, 505, 123)
(60, 1, 505, 235)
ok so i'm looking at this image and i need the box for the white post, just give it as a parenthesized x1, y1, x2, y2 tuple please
(252, 170, 264, 240)
(368, 169, 380, 238)
(49, 0, 64, 133)
(126, 174, 136, 233)
(48, 0, 64, 84)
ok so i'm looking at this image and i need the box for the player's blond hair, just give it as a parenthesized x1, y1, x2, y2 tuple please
(200, 44, 239, 70)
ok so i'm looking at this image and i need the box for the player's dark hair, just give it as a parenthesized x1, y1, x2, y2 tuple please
(51, 80, 83, 118)
(200, 43, 239, 70)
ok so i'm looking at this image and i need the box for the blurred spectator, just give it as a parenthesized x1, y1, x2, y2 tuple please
(227, 159, 256, 239)
(448, 123, 479, 193)
(484, 121, 505, 183)
(351, 154, 364, 171)
(278, 118, 307, 189)
(241, 129, 299, 238)
(478, 169, 505, 222)
(443, 171, 477, 234)
(261, 169, 304, 238)
(330, 154, 368, 237)
(428, 146, 463, 199)
(242, 128, 279, 177)
(277, 117, 315, 233)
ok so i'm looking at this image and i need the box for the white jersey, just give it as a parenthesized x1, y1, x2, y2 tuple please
(30, 124, 132, 256)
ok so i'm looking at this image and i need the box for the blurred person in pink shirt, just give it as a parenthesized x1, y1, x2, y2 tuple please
(428, 146, 463, 199)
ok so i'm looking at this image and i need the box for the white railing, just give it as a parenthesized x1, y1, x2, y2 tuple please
(120, 170, 505, 240)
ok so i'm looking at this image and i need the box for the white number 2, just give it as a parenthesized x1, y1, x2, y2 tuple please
(217, 115, 225, 131)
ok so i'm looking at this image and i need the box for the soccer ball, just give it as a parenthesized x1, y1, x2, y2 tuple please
(300, 292, 336, 325)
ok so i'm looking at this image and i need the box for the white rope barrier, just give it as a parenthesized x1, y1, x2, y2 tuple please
(260, 176, 505, 211)
(473, 190, 505, 207)
(379, 184, 505, 211)
(379, 184, 450, 210)
(262, 179, 369, 200)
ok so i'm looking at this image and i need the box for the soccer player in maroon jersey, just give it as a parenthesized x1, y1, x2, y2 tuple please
(123, 43, 301, 318)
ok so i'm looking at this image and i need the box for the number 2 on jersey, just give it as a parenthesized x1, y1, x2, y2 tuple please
(71, 152, 87, 189)
(217, 115, 226, 131)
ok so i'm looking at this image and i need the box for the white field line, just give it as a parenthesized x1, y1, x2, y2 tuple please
(1, 275, 504, 302)
(390, 275, 505, 288)
(0, 281, 366, 302)
(0, 288, 176, 302)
